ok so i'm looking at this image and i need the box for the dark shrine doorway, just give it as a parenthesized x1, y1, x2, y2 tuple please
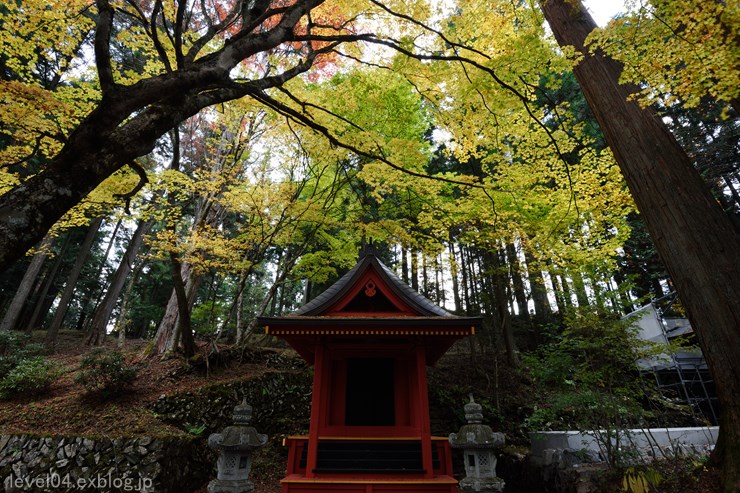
(345, 357, 395, 426)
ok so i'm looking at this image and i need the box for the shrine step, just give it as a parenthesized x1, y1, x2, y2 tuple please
(300, 441, 440, 473)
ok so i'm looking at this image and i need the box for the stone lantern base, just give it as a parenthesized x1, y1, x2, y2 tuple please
(207, 478, 254, 493)
(459, 476, 505, 493)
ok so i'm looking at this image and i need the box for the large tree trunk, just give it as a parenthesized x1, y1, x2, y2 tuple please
(46, 216, 103, 345)
(169, 254, 196, 357)
(540, 1, 740, 489)
(86, 219, 152, 345)
(0, 235, 53, 331)
(0, 1, 325, 274)
(151, 264, 203, 355)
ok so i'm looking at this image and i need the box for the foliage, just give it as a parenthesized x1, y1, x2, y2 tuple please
(0, 356, 58, 399)
(75, 349, 138, 397)
(0, 331, 45, 378)
(524, 307, 664, 466)
(588, 0, 739, 115)
(622, 466, 662, 493)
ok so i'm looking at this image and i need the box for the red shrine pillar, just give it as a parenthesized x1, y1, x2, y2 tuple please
(305, 343, 324, 478)
(416, 345, 434, 478)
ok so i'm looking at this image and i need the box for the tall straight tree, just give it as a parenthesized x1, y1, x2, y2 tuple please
(0, 235, 53, 331)
(86, 218, 153, 345)
(46, 216, 104, 345)
(540, 1, 740, 489)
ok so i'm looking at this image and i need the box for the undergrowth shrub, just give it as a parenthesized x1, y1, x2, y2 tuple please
(523, 307, 673, 467)
(0, 356, 58, 399)
(76, 349, 137, 397)
(0, 331, 45, 378)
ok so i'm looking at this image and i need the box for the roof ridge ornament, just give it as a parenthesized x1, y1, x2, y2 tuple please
(358, 239, 378, 259)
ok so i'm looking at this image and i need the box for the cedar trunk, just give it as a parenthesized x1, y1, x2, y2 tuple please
(86, 219, 152, 345)
(46, 216, 103, 345)
(540, 1, 740, 489)
(0, 235, 53, 331)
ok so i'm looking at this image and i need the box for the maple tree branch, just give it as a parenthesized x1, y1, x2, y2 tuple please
(2, 136, 44, 169)
(250, 89, 488, 194)
(276, 87, 365, 133)
(184, 2, 242, 63)
(114, 161, 149, 214)
(294, 31, 580, 217)
(120, 1, 171, 71)
(367, 0, 492, 61)
(331, 50, 444, 113)
(223, 3, 311, 51)
(94, 0, 116, 93)
(174, 0, 187, 68)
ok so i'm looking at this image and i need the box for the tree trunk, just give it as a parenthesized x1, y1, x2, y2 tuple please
(448, 239, 462, 314)
(570, 268, 589, 307)
(488, 249, 520, 367)
(86, 219, 152, 345)
(558, 273, 573, 309)
(238, 249, 302, 345)
(116, 258, 143, 348)
(611, 269, 634, 314)
(169, 254, 196, 357)
(46, 216, 103, 345)
(547, 264, 567, 315)
(0, 235, 53, 331)
(24, 233, 71, 332)
(410, 250, 419, 291)
(506, 242, 530, 321)
(459, 245, 470, 314)
(401, 247, 409, 284)
(151, 263, 202, 354)
(525, 249, 552, 318)
(541, 1, 740, 489)
(81, 217, 122, 331)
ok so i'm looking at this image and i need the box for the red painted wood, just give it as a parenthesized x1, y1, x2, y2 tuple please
(305, 343, 325, 478)
(325, 271, 416, 316)
(274, 259, 467, 491)
(414, 346, 434, 478)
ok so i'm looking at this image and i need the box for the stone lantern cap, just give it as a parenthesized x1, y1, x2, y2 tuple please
(208, 399, 268, 451)
(449, 395, 505, 449)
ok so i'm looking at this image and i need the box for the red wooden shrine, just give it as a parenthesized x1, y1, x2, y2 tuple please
(258, 246, 481, 493)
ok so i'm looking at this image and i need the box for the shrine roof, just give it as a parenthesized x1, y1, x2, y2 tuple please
(292, 246, 453, 317)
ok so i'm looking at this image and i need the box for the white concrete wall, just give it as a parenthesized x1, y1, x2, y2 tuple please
(529, 427, 718, 465)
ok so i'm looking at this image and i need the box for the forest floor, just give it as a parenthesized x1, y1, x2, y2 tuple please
(0, 331, 290, 492)
(0, 331, 723, 493)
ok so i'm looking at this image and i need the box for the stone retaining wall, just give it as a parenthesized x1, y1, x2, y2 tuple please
(0, 434, 213, 493)
(0, 361, 313, 493)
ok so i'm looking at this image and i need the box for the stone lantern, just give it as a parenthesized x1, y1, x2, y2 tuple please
(448, 395, 505, 493)
(207, 399, 268, 493)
